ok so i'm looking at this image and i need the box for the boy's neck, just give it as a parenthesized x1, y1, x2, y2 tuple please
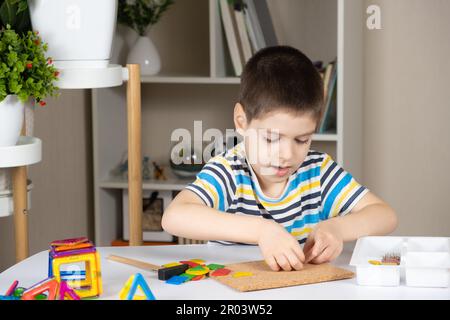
(240, 141, 290, 198)
(254, 169, 289, 199)
(244, 160, 289, 199)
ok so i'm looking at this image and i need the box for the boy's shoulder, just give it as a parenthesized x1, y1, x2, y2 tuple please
(207, 142, 247, 167)
(302, 150, 330, 167)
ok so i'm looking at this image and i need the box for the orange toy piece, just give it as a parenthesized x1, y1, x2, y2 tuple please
(51, 237, 89, 247)
(21, 278, 59, 300)
(55, 242, 93, 252)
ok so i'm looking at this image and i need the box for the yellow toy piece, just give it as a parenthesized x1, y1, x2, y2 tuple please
(119, 275, 135, 300)
(162, 262, 183, 268)
(52, 252, 102, 299)
(189, 259, 205, 265)
(119, 273, 156, 300)
(233, 272, 253, 278)
(185, 266, 210, 276)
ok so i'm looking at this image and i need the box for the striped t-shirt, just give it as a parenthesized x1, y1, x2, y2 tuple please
(186, 142, 368, 245)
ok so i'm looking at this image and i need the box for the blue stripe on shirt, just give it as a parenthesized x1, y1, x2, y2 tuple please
(321, 173, 352, 219)
(197, 172, 225, 211)
(285, 213, 321, 233)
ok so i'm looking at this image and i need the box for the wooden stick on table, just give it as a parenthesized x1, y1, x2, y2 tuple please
(107, 255, 189, 280)
(108, 255, 161, 271)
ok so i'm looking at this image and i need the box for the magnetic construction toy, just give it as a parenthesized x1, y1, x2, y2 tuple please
(48, 237, 102, 299)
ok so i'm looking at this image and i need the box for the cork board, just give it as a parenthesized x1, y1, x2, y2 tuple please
(213, 261, 354, 292)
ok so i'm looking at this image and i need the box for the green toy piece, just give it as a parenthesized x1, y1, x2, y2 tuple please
(207, 264, 225, 271)
(179, 273, 196, 281)
(190, 266, 207, 271)
(34, 293, 48, 300)
(13, 287, 26, 298)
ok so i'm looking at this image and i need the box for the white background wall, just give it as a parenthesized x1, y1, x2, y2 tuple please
(363, 0, 450, 237)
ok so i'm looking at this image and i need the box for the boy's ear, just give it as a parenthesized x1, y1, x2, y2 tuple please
(234, 103, 248, 136)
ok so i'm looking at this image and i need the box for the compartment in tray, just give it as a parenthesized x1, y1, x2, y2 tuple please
(349, 236, 405, 287)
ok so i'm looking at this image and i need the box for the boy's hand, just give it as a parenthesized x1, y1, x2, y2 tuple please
(303, 221, 343, 264)
(258, 220, 305, 271)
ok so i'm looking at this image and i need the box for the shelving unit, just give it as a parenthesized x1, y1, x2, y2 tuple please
(57, 63, 145, 250)
(92, 0, 364, 246)
(0, 136, 42, 262)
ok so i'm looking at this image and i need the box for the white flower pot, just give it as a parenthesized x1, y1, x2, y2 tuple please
(28, 0, 118, 68)
(0, 95, 25, 147)
(127, 36, 162, 76)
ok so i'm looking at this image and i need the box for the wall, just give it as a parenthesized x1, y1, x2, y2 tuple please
(363, 0, 450, 236)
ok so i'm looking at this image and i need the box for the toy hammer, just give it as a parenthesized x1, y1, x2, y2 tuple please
(107, 255, 189, 281)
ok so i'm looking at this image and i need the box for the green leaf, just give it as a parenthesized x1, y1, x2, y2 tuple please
(0, 0, 17, 28)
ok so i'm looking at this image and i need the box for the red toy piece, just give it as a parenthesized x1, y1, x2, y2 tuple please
(210, 268, 231, 277)
(21, 278, 59, 300)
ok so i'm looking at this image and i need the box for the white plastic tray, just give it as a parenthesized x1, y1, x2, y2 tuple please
(350, 236, 450, 288)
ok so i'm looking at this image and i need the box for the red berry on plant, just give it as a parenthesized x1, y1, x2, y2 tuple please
(26, 63, 33, 69)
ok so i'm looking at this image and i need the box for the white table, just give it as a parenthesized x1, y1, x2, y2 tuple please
(0, 245, 448, 300)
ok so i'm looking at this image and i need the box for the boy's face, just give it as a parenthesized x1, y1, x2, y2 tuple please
(234, 104, 317, 186)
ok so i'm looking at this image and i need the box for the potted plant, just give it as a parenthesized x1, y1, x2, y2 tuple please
(0, 25, 59, 146)
(28, 0, 118, 68)
(0, 0, 30, 34)
(118, 0, 175, 75)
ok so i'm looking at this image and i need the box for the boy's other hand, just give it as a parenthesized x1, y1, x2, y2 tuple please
(258, 220, 305, 272)
(303, 221, 343, 264)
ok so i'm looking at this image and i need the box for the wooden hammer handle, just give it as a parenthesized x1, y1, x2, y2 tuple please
(107, 255, 161, 271)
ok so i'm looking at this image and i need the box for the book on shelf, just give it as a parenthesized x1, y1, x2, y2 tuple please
(234, 1, 253, 63)
(322, 62, 334, 101)
(244, 0, 278, 49)
(319, 61, 338, 133)
(243, 1, 259, 54)
(219, 0, 244, 76)
(219, 0, 278, 76)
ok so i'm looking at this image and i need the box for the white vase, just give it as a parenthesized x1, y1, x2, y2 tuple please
(127, 36, 162, 76)
(28, 0, 118, 68)
(0, 95, 25, 147)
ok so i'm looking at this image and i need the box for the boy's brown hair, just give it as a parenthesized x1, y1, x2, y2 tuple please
(239, 46, 324, 124)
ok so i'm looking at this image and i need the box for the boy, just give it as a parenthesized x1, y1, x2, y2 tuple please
(162, 46, 398, 271)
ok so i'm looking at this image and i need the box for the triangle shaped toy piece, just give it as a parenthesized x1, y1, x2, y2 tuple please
(126, 273, 156, 300)
(59, 281, 81, 300)
(21, 278, 59, 300)
(119, 274, 135, 300)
